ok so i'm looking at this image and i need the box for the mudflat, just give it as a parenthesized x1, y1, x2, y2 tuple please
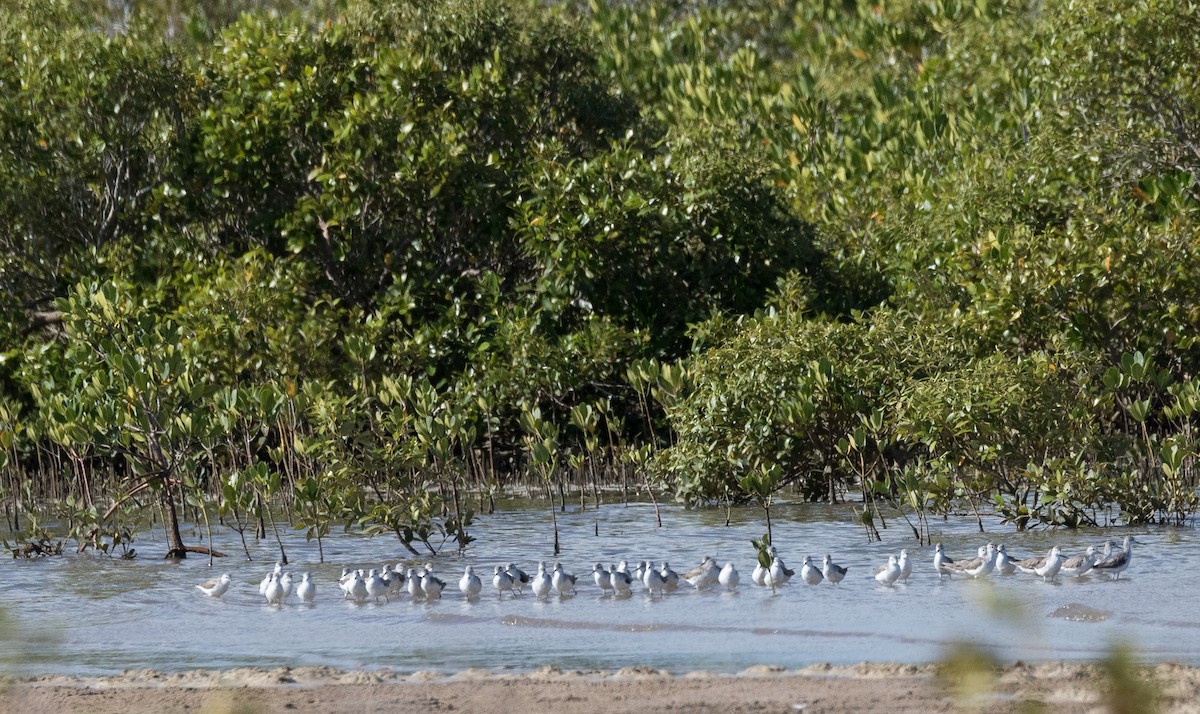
(5, 662, 1199, 713)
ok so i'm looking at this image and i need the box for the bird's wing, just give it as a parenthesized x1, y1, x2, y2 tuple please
(963, 556, 986, 569)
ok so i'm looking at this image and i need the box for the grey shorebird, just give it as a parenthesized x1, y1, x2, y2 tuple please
(196, 573, 232, 598)
(296, 572, 316, 603)
(1060, 546, 1098, 577)
(1034, 546, 1064, 582)
(874, 554, 901, 586)
(822, 555, 848, 585)
(933, 544, 954, 579)
(800, 555, 823, 585)
(1092, 536, 1138, 579)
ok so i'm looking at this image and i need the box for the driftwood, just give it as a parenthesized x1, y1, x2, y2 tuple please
(165, 545, 227, 559)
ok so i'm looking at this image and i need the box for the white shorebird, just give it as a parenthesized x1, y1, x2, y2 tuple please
(642, 561, 666, 598)
(459, 566, 482, 599)
(279, 572, 294, 601)
(1060, 546, 1097, 577)
(421, 565, 446, 600)
(506, 563, 530, 595)
(752, 546, 782, 587)
(531, 562, 553, 599)
(338, 568, 354, 598)
(822, 555, 848, 585)
(380, 565, 401, 598)
(296, 572, 316, 603)
(260, 562, 283, 596)
(765, 556, 793, 593)
(378, 565, 394, 591)
(610, 564, 633, 596)
(933, 544, 955, 579)
(196, 573, 232, 598)
(767, 548, 795, 583)
(592, 563, 613, 595)
(770, 556, 794, 585)
(897, 550, 912, 583)
(660, 562, 680, 591)
(1015, 547, 1055, 575)
(1092, 536, 1138, 579)
(1034, 546, 1064, 582)
(751, 558, 769, 587)
(492, 565, 515, 598)
(406, 568, 425, 600)
(348, 570, 369, 603)
(365, 569, 388, 603)
(800, 556, 823, 585)
(644, 560, 659, 588)
(682, 556, 722, 589)
(964, 544, 997, 579)
(995, 545, 1017, 576)
(718, 562, 739, 590)
(951, 544, 996, 579)
(634, 561, 648, 586)
(552, 563, 577, 597)
(264, 572, 286, 606)
(874, 554, 901, 586)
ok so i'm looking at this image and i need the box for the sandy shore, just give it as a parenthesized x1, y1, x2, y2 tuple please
(4, 662, 1200, 713)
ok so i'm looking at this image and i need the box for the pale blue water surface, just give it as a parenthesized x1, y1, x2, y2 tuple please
(0, 500, 1193, 676)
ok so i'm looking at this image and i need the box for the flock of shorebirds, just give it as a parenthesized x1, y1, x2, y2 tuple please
(923, 536, 1137, 583)
(194, 536, 1140, 603)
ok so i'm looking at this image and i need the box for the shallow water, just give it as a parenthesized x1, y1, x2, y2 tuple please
(0, 500, 1194, 676)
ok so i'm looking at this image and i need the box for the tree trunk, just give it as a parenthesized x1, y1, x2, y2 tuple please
(232, 508, 252, 560)
(648, 479, 662, 527)
(450, 473, 468, 550)
(163, 485, 187, 559)
(266, 506, 288, 565)
(551, 502, 560, 556)
(22, 309, 64, 336)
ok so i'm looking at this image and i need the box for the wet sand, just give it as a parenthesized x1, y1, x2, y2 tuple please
(5, 662, 1200, 713)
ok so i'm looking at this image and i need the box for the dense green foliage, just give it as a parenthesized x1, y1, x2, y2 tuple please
(1, 0, 1197, 556)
